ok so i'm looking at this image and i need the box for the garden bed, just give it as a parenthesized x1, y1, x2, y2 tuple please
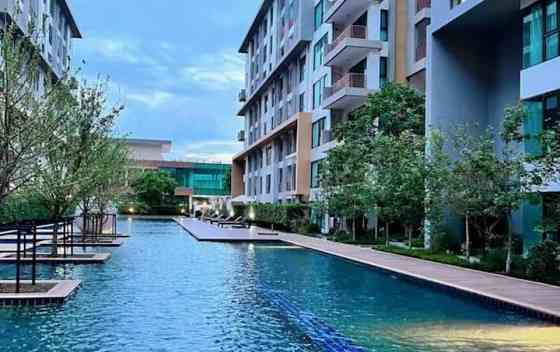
(0, 283, 55, 294)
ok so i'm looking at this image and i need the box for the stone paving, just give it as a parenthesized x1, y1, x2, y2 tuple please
(175, 218, 560, 323)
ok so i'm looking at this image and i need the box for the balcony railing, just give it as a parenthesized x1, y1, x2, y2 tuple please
(237, 130, 245, 142)
(415, 41, 427, 61)
(416, 0, 431, 13)
(324, 73, 367, 99)
(327, 25, 367, 55)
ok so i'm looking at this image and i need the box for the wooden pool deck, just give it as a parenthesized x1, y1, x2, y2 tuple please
(0, 280, 80, 305)
(175, 218, 560, 323)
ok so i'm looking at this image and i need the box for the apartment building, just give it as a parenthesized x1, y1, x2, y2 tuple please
(427, 0, 560, 250)
(0, 0, 81, 81)
(232, 0, 430, 215)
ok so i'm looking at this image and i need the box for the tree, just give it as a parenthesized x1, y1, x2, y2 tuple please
(0, 16, 65, 206)
(131, 171, 178, 209)
(447, 127, 502, 260)
(223, 168, 232, 195)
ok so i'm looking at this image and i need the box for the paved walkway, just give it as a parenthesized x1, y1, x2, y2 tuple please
(175, 218, 560, 322)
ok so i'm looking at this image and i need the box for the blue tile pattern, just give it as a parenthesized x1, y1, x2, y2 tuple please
(259, 286, 366, 352)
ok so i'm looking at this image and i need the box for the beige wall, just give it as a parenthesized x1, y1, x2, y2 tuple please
(295, 113, 312, 201)
(231, 160, 245, 197)
(394, 0, 408, 84)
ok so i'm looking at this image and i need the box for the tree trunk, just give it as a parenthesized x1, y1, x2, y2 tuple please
(465, 213, 471, 261)
(385, 222, 390, 247)
(352, 217, 356, 242)
(374, 218, 378, 241)
(506, 212, 513, 274)
(407, 226, 413, 249)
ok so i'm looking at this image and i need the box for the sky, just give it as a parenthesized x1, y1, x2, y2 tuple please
(71, 0, 260, 163)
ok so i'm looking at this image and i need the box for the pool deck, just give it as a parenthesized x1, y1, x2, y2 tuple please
(175, 218, 560, 323)
(0, 253, 111, 264)
(0, 280, 80, 305)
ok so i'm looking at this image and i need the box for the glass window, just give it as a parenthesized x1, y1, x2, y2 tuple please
(312, 118, 325, 148)
(380, 10, 389, 41)
(380, 57, 388, 88)
(545, 95, 560, 130)
(546, 33, 559, 59)
(313, 35, 327, 70)
(299, 56, 306, 82)
(299, 93, 305, 112)
(311, 160, 322, 188)
(314, 0, 324, 31)
(312, 76, 326, 109)
(523, 6, 544, 68)
(266, 175, 271, 194)
(546, 0, 558, 32)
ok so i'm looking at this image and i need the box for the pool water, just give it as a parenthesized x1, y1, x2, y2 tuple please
(0, 219, 558, 352)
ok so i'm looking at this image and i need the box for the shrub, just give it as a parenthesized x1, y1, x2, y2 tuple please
(480, 249, 508, 272)
(298, 222, 321, 235)
(526, 240, 560, 282)
(431, 230, 459, 253)
(0, 192, 51, 224)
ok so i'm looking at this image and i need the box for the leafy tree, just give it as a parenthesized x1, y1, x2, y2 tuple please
(0, 17, 66, 206)
(131, 171, 178, 208)
(223, 168, 232, 195)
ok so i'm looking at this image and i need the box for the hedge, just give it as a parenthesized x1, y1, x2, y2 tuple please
(234, 203, 309, 231)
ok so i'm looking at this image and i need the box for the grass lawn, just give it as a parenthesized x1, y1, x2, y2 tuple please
(372, 245, 473, 268)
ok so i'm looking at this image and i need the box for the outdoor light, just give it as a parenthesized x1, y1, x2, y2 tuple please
(230, 210, 235, 218)
(249, 208, 256, 221)
(180, 209, 185, 214)
(129, 207, 135, 213)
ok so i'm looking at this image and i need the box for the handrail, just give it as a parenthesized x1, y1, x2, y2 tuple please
(327, 25, 367, 55)
(324, 73, 367, 99)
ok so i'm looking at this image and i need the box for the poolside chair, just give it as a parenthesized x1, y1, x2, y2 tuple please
(204, 215, 224, 223)
(209, 216, 233, 225)
(217, 217, 249, 229)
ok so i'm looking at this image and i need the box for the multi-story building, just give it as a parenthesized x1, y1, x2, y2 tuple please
(232, 0, 431, 226)
(0, 0, 81, 82)
(427, 0, 560, 250)
(123, 139, 232, 213)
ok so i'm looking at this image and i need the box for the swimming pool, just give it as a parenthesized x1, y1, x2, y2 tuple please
(0, 218, 557, 352)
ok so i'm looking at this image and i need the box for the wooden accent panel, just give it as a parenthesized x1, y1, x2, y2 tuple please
(395, 0, 408, 84)
(295, 113, 312, 200)
(231, 160, 245, 197)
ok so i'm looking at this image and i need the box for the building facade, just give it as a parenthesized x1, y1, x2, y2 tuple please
(0, 0, 81, 81)
(232, 0, 430, 220)
(123, 139, 232, 212)
(427, 0, 560, 250)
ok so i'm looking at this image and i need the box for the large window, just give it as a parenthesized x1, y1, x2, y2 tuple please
(380, 10, 389, 41)
(311, 160, 322, 188)
(313, 35, 327, 70)
(313, 75, 327, 109)
(311, 118, 326, 148)
(523, 1, 560, 69)
(380, 57, 388, 88)
(314, 0, 325, 31)
(524, 91, 560, 156)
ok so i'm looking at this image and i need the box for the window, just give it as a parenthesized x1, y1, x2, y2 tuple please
(314, 0, 325, 31)
(545, 94, 560, 130)
(523, 1, 560, 69)
(380, 10, 389, 41)
(313, 75, 327, 109)
(299, 93, 305, 112)
(311, 160, 322, 188)
(299, 56, 306, 82)
(380, 57, 388, 88)
(266, 145, 272, 165)
(278, 168, 283, 192)
(266, 174, 271, 194)
(313, 35, 327, 70)
(312, 118, 326, 148)
(450, 0, 467, 8)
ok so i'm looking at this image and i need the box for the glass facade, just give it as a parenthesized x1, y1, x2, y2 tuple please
(523, 0, 560, 69)
(161, 163, 231, 197)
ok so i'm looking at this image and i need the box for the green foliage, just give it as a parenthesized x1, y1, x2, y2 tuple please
(526, 240, 560, 282)
(431, 230, 459, 253)
(131, 171, 178, 208)
(246, 203, 309, 231)
(0, 192, 50, 224)
(297, 222, 321, 235)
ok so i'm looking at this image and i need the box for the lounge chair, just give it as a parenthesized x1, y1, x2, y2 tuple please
(218, 217, 249, 228)
(203, 215, 223, 223)
(210, 216, 233, 224)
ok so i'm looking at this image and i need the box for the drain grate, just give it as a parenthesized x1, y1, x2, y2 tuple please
(259, 287, 366, 352)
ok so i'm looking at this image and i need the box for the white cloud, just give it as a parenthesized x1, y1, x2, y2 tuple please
(168, 140, 242, 163)
(83, 38, 143, 64)
(127, 90, 176, 109)
(181, 51, 244, 90)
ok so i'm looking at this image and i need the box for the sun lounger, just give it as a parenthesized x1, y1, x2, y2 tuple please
(209, 216, 233, 224)
(217, 217, 249, 228)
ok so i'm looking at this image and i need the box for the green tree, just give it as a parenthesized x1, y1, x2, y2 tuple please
(0, 17, 66, 206)
(131, 171, 178, 208)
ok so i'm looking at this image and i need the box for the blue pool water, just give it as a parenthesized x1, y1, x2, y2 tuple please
(0, 219, 558, 352)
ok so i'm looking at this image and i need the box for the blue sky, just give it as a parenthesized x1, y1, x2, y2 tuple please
(71, 1, 259, 162)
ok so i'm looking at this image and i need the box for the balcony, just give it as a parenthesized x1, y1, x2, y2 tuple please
(324, 25, 382, 70)
(324, 0, 372, 27)
(321, 73, 369, 111)
(416, 0, 431, 13)
(238, 89, 246, 102)
(237, 130, 245, 142)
